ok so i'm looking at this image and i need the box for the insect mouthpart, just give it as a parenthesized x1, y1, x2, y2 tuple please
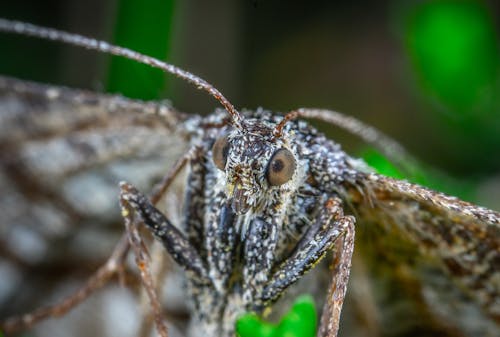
(230, 183, 251, 215)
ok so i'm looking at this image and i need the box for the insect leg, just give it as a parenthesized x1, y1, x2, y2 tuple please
(120, 195, 169, 337)
(120, 182, 210, 285)
(260, 198, 355, 308)
(318, 214, 355, 337)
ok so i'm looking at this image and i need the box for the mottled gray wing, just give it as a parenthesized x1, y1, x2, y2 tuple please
(0, 75, 191, 262)
(344, 172, 499, 336)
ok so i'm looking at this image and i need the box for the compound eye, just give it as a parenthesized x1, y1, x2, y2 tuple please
(212, 135, 230, 171)
(267, 148, 296, 186)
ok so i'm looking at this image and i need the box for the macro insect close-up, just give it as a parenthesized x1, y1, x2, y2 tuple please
(0, 1, 499, 337)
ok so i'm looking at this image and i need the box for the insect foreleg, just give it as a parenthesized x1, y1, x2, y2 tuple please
(120, 182, 211, 285)
(260, 198, 355, 311)
(318, 215, 355, 337)
(120, 194, 169, 337)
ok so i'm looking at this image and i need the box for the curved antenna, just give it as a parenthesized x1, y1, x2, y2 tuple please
(274, 108, 419, 173)
(0, 18, 244, 129)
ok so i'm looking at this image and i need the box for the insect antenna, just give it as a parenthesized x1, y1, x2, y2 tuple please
(0, 18, 244, 129)
(274, 108, 419, 175)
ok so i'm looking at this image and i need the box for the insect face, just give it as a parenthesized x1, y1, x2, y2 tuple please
(212, 117, 301, 216)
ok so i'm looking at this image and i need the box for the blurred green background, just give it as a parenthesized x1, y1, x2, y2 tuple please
(0, 0, 499, 209)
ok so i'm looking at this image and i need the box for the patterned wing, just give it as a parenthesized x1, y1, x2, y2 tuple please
(0, 76, 191, 330)
(0, 75, 190, 226)
(344, 172, 500, 336)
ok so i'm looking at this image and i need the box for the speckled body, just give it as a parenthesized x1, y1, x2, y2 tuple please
(119, 106, 500, 337)
(180, 109, 359, 336)
(1, 77, 499, 337)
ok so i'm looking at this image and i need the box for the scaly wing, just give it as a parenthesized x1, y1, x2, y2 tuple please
(0, 76, 193, 331)
(344, 172, 499, 336)
(0, 75, 190, 228)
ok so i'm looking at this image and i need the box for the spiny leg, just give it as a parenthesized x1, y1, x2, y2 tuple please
(318, 215, 355, 337)
(120, 145, 211, 281)
(119, 146, 210, 336)
(260, 198, 355, 309)
(120, 182, 210, 285)
(135, 150, 192, 337)
(120, 196, 169, 337)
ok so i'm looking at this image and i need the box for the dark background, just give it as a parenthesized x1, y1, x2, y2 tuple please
(1, 0, 499, 209)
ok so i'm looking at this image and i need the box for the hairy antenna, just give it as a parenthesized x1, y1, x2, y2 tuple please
(0, 18, 244, 128)
(274, 108, 418, 174)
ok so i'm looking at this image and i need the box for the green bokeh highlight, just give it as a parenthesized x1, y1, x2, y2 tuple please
(361, 147, 475, 202)
(236, 295, 317, 337)
(107, 0, 176, 100)
(361, 148, 405, 180)
(404, 0, 499, 116)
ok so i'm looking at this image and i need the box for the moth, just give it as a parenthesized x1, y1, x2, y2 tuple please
(0, 19, 499, 337)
